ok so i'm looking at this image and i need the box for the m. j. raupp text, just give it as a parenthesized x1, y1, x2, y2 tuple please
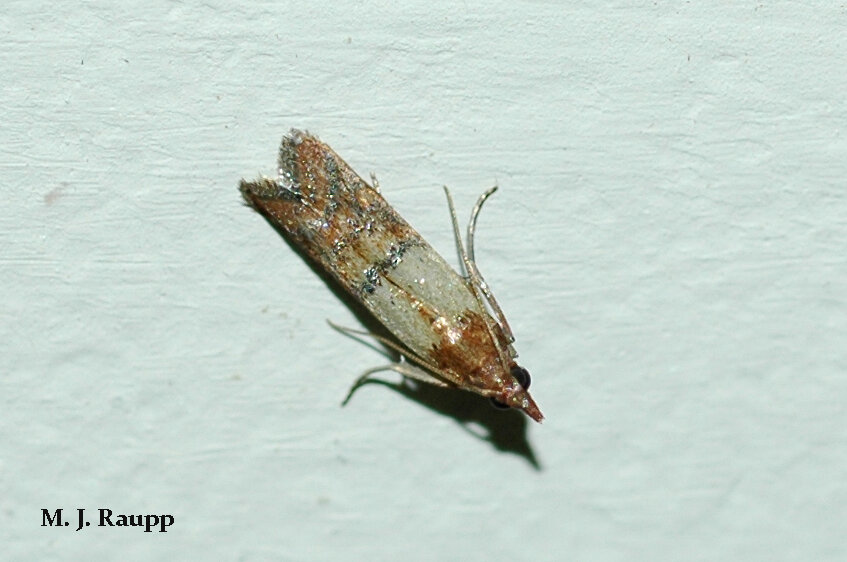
(42, 508, 174, 532)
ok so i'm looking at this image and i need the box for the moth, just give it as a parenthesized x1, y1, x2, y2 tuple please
(240, 130, 543, 422)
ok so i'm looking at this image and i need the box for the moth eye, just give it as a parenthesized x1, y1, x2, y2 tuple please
(490, 366, 532, 410)
(489, 398, 510, 410)
(511, 366, 531, 390)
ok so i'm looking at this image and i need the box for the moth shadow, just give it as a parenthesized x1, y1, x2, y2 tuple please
(246, 201, 539, 468)
(348, 379, 541, 470)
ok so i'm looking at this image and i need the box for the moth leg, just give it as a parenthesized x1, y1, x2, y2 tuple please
(370, 172, 380, 193)
(391, 356, 452, 387)
(465, 186, 515, 344)
(342, 364, 399, 405)
(342, 358, 450, 405)
(328, 320, 454, 384)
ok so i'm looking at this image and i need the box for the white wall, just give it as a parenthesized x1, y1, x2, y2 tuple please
(3, 2, 845, 560)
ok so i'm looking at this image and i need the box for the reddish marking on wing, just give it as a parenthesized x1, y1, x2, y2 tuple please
(428, 311, 504, 390)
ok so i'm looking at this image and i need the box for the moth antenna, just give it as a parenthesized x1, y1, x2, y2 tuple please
(466, 185, 515, 344)
(442, 187, 512, 368)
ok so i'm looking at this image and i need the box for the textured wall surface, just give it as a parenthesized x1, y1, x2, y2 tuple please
(3, 2, 846, 560)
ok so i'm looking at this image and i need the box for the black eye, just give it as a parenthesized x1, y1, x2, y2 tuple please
(511, 366, 531, 390)
(489, 366, 531, 411)
(489, 398, 510, 410)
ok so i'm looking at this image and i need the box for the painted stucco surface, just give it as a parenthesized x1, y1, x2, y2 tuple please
(2, 3, 845, 560)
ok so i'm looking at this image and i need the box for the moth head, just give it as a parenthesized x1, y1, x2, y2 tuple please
(489, 365, 542, 422)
